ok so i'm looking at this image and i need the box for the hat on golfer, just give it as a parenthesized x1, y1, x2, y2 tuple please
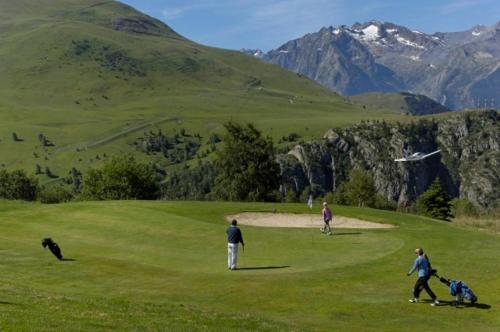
(323, 202, 327, 206)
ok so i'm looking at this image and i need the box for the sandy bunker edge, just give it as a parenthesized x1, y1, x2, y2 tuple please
(226, 213, 395, 229)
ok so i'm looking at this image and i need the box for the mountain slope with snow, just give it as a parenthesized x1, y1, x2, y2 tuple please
(255, 21, 500, 110)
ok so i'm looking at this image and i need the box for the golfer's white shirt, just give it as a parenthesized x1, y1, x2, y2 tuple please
(228, 243, 239, 269)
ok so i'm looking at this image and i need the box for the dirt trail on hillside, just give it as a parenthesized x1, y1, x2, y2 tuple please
(53, 117, 178, 154)
(226, 213, 394, 229)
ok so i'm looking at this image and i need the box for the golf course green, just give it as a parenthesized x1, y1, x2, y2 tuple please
(0, 200, 498, 331)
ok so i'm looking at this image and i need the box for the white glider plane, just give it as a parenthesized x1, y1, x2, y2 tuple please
(394, 149, 441, 162)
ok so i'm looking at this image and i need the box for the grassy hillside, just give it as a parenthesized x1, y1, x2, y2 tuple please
(0, 200, 498, 331)
(350, 92, 451, 115)
(0, 0, 407, 180)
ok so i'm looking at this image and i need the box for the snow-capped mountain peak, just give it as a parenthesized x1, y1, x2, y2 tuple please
(359, 24, 380, 41)
(241, 20, 499, 110)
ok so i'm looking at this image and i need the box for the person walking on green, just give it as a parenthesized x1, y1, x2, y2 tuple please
(408, 248, 440, 306)
(321, 202, 333, 235)
(226, 219, 245, 270)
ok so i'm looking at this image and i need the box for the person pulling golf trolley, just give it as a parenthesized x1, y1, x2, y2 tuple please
(407, 248, 440, 306)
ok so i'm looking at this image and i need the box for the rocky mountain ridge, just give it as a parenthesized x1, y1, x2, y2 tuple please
(250, 21, 500, 110)
(278, 110, 499, 207)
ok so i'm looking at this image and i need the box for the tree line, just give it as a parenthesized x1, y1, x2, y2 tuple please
(0, 122, 459, 220)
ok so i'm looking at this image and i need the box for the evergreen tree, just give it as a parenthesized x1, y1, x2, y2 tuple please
(213, 122, 280, 201)
(415, 178, 453, 221)
(69, 167, 83, 193)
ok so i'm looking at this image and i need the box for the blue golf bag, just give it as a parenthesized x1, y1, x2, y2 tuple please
(449, 280, 477, 304)
(435, 273, 477, 304)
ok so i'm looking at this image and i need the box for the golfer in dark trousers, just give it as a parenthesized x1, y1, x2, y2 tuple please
(407, 248, 440, 306)
(227, 219, 244, 270)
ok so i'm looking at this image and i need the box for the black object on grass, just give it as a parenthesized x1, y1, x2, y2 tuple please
(41, 238, 63, 260)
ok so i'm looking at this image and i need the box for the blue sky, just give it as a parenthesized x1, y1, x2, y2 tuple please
(120, 0, 500, 51)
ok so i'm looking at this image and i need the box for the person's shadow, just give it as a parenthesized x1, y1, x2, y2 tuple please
(467, 303, 491, 309)
(422, 299, 491, 309)
(60, 258, 76, 262)
(236, 265, 290, 271)
(333, 232, 362, 236)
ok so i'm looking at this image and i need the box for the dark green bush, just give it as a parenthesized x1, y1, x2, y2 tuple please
(0, 169, 39, 201)
(334, 169, 376, 207)
(81, 155, 159, 200)
(373, 194, 397, 211)
(323, 192, 334, 205)
(38, 186, 73, 204)
(285, 189, 300, 203)
(161, 162, 216, 200)
(451, 198, 479, 218)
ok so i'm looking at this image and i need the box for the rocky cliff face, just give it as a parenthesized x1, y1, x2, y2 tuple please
(278, 110, 499, 207)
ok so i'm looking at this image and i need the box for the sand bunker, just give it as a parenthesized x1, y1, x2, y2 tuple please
(226, 213, 394, 229)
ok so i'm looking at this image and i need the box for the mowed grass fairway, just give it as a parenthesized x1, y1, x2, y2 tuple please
(0, 201, 499, 331)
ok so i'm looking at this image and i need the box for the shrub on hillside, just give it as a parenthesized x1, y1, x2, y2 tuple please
(374, 195, 397, 211)
(322, 192, 334, 205)
(0, 169, 39, 201)
(80, 155, 159, 200)
(415, 178, 453, 221)
(38, 186, 73, 204)
(334, 169, 376, 207)
(285, 189, 299, 203)
(279, 133, 301, 143)
(12, 132, 22, 142)
(208, 134, 221, 144)
(299, 186, 312, 204)
(161, 162, 216, 200)
(45, 167, 58, 179)
(297, 185, 324, 203)
(67, 167, 83, 194)
(451, 198, 479, 218)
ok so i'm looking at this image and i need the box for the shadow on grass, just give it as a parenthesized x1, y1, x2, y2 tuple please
(0, 301, 18, 305)
(333, 232, 362, 236)
(421, 299, 491, 309)
(468, 303, 492, 310)
(237, 266, 290, 271)
(60, 258, 76, 262)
